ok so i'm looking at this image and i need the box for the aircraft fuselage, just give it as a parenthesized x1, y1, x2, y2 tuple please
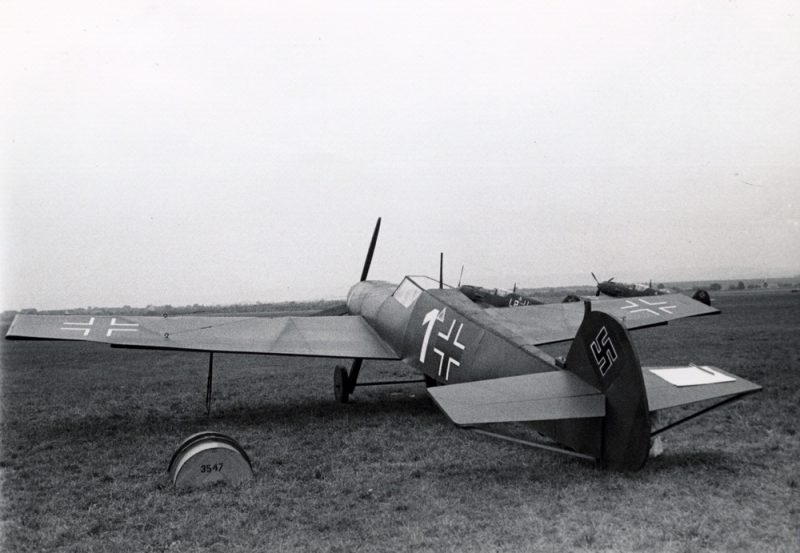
(347, 278, 557, 385)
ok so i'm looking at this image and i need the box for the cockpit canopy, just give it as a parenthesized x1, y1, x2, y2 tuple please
(393, 276, 453, 308)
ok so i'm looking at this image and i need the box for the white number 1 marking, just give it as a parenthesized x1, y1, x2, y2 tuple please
(420, 308, 440, 363)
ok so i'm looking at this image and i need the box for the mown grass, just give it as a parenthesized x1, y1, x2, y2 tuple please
(1, 291, 798, 552)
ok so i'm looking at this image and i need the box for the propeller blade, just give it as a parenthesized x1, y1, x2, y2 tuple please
(591, 272, 599, 284)
(457, 265, 464, 287)
(360, 217, 381, 282)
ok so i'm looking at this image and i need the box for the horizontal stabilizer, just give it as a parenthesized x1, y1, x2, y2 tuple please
(428, 371, 604, 426)
(643, 365, 761, 411)
(5, 314, 400, 360)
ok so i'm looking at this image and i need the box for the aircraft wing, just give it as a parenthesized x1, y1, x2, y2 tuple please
(427, 370, 605, 425)
(484, 294, 718, 346)
(5, 314, 399, 359)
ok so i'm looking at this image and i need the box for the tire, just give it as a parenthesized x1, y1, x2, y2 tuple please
(334, 365, 350, 403)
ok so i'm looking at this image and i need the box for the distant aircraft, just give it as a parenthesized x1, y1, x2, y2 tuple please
(6, 219, 758, 470)
(459, 284, 584, 307)
(459, 284, 543, 307)
(592, 273, 711, 306)
(450, 263, 542, 307)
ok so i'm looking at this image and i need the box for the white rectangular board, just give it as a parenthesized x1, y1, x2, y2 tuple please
(649, 365, 736, 387)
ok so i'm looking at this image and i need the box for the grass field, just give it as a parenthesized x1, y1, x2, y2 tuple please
(1, 291, 798, 552)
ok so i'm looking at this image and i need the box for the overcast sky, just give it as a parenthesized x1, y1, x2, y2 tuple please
(2, 1, 799, 310)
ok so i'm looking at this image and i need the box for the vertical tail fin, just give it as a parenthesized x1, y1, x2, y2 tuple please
(692, 289, 711, 306)
(561, 303, 651, 470)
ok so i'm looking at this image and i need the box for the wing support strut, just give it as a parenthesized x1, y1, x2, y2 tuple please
(355, 378, 426, 387)
(650, 390, 758, 437)
(346, 358, 363, 395)
(468, 427, 599, 463)
(206, 352, 214, 417)
(347, 358, 427, 391)
(335, 357, 426, 403)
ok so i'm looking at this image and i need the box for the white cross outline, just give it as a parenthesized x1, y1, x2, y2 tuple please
(420, 307, 466, 379)
(620, 298, 677, 316)
(61, 317, 95, 336)
(59, 317, 140, 337)
(106, 318, 140, 337)
(433, 347, 461, 379)
(437, 320, 466, 350)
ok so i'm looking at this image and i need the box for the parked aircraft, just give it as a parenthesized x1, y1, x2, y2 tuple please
(459, 284, 543, 307)
(450, 264, 542, 308)
(592, 272, 669, 297)
(6, 219, 758, 470)
(592, 273, 711, 306)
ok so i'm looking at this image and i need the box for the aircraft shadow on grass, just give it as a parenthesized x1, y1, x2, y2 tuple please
(6, 218, 760, 471)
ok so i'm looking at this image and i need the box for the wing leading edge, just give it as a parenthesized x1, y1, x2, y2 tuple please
(6, 314, 399, 360)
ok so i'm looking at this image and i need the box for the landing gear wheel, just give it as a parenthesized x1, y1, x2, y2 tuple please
(334, 365, 350, 403)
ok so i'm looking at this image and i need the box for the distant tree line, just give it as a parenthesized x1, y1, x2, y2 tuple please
(705, 280, 799, 291)
(3, 299, 346, 320)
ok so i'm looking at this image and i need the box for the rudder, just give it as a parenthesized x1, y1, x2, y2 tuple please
(562, 305, 651, 470)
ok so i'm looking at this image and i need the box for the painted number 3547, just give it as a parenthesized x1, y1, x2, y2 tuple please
(200, 463, 223, 473)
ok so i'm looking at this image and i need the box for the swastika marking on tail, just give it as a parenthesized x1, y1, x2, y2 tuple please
(590, 326, 617, 376)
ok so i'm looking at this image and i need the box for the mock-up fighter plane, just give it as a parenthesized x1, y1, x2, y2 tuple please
(6, 219, 759, 470)
(592, 273, 711, 306)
